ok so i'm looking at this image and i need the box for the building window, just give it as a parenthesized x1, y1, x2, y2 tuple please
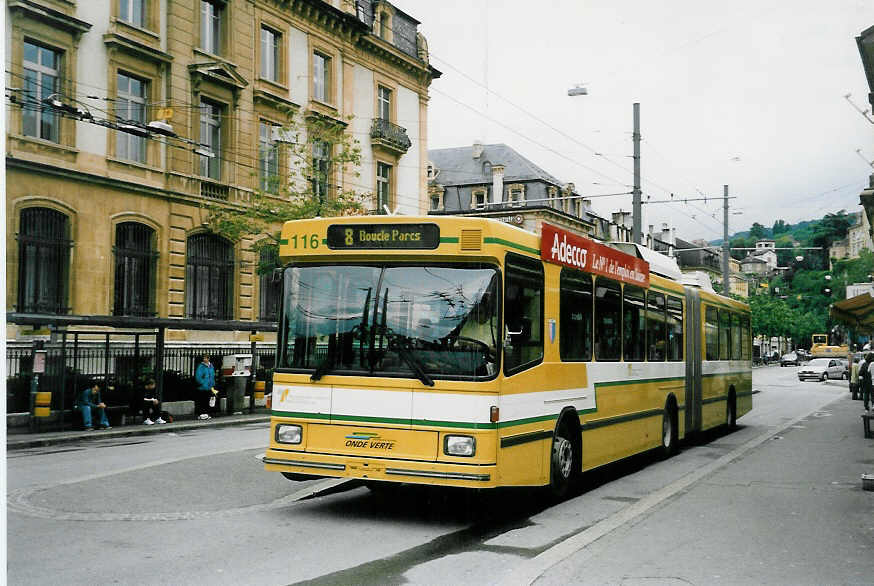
(312, 140, 332, 203)
(313, 52, 331, 103)
(22, 41, 60, 143)
(377, 85, 391, 121)
(508, 185, 525, 207)
(17, 207, 71, 314)
(430, 191, 442, 211)
(259, 121, 280, 193)
(199, 98, 222, 180)
(472, 188, 486, 209)
(116, 72, 147, 163)
(200, 0, 222, 55)
(186, 233, 233, 320)
(260, 26, 280, 82)
(376, 162, 392, 210)
(379, 11, 391, 40)
(259, 247, 280, 321)
(114, 222, 156, 317)
(119, 0, 145, 27)
(548, 186, 558, 209)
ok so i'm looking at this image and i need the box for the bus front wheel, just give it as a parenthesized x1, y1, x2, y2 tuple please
(549, 418, 579, 498)
(659, 402, 679, 459)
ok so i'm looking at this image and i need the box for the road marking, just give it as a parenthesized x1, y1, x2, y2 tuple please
(502, 402, 834, 585)
(8, 449, 355, 522)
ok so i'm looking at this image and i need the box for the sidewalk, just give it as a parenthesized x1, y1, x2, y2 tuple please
(5, 412, 271, 451)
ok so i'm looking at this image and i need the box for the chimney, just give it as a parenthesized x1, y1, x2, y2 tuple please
(491, 164, 505, 204)
(648, 224, 654, 239)
(661, 222, 670, 241)
(472, 141, 484, 159)
(581, 198, 592, 214)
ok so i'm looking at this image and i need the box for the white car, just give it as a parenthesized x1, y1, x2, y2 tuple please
(798, 358, 847, 381)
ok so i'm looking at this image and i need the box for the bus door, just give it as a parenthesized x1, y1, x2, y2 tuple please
(684, 288, 702, 434)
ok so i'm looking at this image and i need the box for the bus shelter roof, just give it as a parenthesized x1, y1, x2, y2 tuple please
(830, 293, 874, 330)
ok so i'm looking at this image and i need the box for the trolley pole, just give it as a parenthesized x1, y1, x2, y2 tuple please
(722, 184, 730, 295)
(632, 102, 642, 244)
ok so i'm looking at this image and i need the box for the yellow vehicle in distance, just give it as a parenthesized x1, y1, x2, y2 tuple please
(810, 334, 849, 359)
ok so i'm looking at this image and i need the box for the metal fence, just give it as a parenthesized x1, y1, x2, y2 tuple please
(6, 342, 276, 414)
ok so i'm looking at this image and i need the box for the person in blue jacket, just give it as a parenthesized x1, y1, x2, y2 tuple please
(195, 354, 217, 420)
(75, 380, 111, 430)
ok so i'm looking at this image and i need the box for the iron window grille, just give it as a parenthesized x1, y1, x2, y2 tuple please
(17, 207, 71, 314)
(258, 247, 280, 321)
(113, 222, 157, 317)
(186, 233, 234, 320)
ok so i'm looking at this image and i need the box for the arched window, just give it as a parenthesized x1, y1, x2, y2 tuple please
(186, 234, 234, 320)
(114, 222, 157, 316)
(17, 207, 71, 314)
(258, 246, 280, 321)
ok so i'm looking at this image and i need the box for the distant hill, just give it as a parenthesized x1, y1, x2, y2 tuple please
(709, 214, 854, 247)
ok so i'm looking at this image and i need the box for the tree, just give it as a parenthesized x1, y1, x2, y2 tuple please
(749, 222, 768, 240)
(772, 219, 789, 235)
(206, 114, 366, 272)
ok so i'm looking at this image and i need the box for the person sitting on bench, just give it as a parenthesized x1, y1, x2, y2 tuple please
(75, 380, 111, 430)
(142, 378, 166, 425)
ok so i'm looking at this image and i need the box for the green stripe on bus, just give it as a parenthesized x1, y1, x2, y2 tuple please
(270, 410, 497, 429)
(440, 236, 459, 243)
(702, 370, 751, 378)
(280, 239, 289, 245)
(496, 413, 560, 429)
(483, 237, 540, 256)
(594, 375, 685, 389)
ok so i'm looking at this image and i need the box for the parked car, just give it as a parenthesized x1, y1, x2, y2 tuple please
(798, 358, 847, 381)
(780, 352, 800, 367)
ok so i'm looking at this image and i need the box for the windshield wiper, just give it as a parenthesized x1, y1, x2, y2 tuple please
(310, 348, 335, 382)
(385, 329, 434, 387)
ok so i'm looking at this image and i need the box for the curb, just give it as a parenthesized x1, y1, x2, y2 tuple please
(6, 415, 272, 451)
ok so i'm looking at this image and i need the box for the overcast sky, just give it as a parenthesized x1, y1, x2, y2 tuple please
(393, 0, 874, 242)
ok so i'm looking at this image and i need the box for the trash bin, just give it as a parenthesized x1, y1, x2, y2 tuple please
(229, 374, 247, 414)
(223, 355, 251, 415)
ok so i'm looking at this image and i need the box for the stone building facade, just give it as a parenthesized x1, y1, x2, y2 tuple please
(6, 0, 438, 341)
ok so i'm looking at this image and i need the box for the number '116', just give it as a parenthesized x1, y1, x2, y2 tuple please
(290, 234, 319, 248)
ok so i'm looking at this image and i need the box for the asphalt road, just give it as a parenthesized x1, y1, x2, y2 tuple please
(6, 366, 872, 585)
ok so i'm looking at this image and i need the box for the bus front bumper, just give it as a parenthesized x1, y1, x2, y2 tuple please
(263, 450, 498, 488)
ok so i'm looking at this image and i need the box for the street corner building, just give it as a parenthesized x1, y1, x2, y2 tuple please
(5, 0, 440, 343)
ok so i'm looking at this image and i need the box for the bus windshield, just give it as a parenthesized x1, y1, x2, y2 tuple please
(278, 263, 500, 381)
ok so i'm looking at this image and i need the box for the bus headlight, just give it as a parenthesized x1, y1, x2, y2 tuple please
(444, 435, 476, 457)
(275, 424, 302, 444)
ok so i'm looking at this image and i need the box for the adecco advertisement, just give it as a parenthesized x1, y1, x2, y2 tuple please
(540, 223, 650, 287)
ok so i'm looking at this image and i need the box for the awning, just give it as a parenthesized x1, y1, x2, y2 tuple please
(830, 293, 874, 329)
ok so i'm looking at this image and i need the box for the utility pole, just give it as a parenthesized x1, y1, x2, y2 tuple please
(632, 102, 642, 244)
(722, 184, 730, 296)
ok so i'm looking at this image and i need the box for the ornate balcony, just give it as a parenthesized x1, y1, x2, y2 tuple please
(370, 118, 411, 156)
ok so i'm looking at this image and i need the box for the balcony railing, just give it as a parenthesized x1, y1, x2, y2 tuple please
(200, 180, 230, 200)
(370, 118, 411, 155)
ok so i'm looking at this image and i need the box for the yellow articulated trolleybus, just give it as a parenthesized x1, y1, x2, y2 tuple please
(263, 216, 752, 494)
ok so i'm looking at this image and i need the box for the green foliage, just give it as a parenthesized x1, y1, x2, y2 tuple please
(206, 114, 368, 274)
(749, 222, 768, 240)
(772, 219, 790, 235)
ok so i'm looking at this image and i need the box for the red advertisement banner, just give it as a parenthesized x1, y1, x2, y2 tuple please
(540, 223, 650, 287)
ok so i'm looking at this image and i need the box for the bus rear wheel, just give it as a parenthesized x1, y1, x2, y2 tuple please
(549, 420, 578, 498)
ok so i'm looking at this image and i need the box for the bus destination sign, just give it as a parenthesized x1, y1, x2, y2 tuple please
(540, 223, 649, 287)
(326, 223, 440, 250)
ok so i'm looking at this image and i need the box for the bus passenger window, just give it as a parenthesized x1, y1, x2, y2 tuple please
(594, 278, 621, 361)
(741, 315, 751, 360)
(666, 296, 683, 361)
(504, 254, 543, 374)
(560, 269, 593, 361)
(623, 285, 646, 361)
(718, 310, 731, 360)
(705, 306, 718, 360)
(646, 291, 666, 361)
(731, 312, 742, 360)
